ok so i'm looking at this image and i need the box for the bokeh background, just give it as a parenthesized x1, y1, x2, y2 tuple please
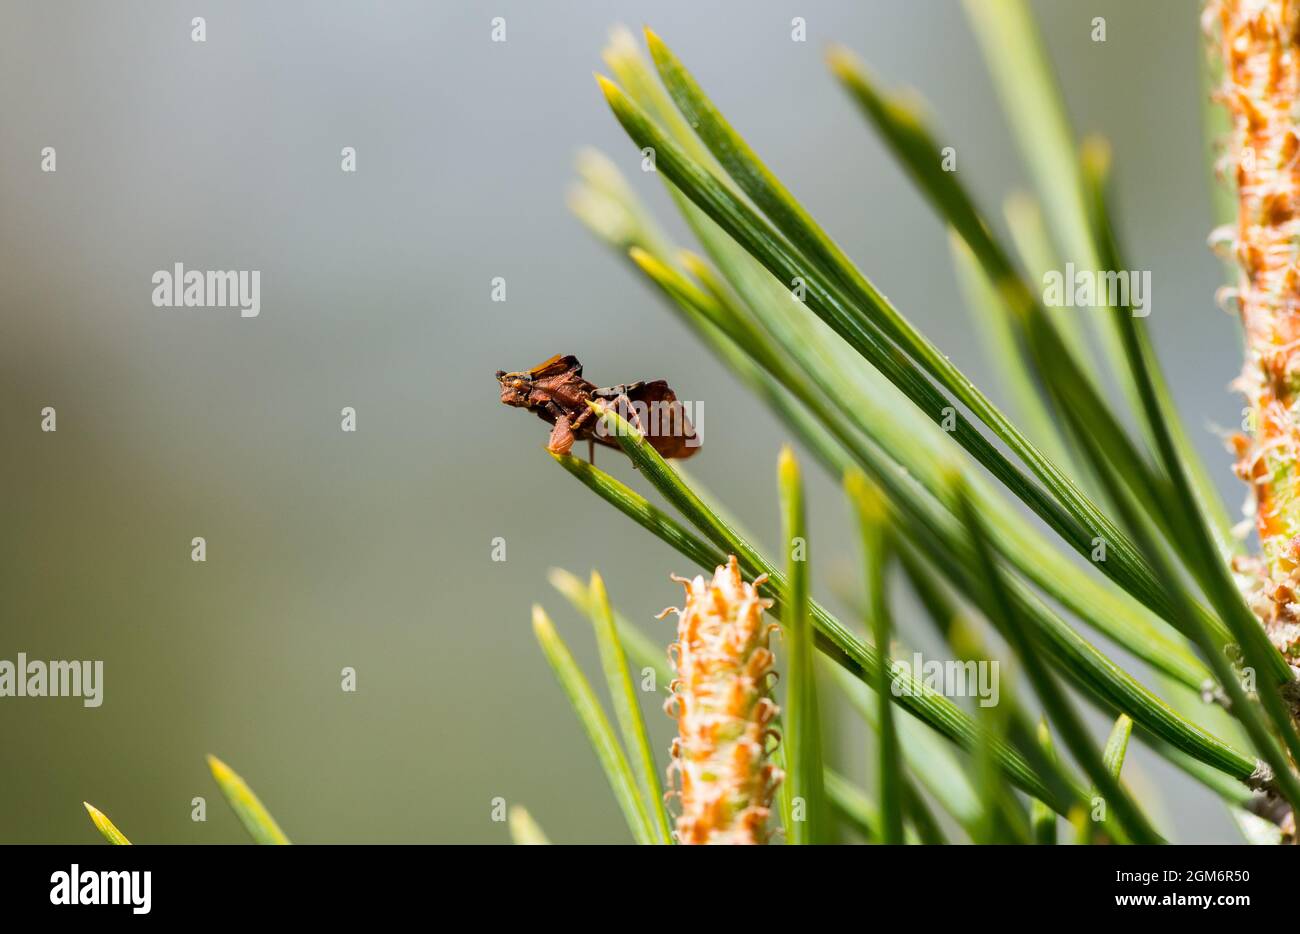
(0, 0, 1247, 843)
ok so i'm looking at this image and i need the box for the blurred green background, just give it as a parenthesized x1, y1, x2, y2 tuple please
(1, 0, 1245, 842)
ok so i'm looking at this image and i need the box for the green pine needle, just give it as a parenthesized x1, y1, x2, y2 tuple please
(83, 802, 131, 845)
(508, 806, 551, 845)
(778, 447, 829, 844)
(585, 572, 673, 844)
(531, 606, 657, 844)
(846, 469, 904, 845)
(206, 754, 291, 845)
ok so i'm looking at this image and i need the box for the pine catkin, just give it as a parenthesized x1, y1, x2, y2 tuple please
(1211, 0, 1300, 656)
(660, 556, 782, 844)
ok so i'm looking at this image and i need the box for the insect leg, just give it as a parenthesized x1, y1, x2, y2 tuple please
(612, 393, 648, 471)
(569, 404, 594, 433)
(622, 393, 653, 440)
(547, 414, 576, 456)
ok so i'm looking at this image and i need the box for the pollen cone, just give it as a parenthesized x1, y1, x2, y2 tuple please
(1211, 0, 1300, 655)
(661, 556, 781, 844)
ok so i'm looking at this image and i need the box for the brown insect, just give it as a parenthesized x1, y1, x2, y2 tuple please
(496, 354, 701, 460)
